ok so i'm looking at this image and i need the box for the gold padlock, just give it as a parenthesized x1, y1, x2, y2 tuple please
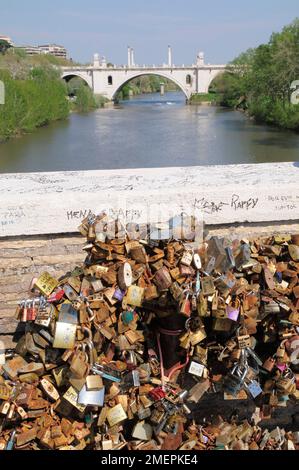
(197, 294, 210, 317)
(35, 272, 58, 296)
(125, 285, 144, 307)
(102, 434, 113, 450)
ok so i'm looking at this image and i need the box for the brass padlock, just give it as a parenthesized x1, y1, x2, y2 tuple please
(237, 327, 251, 349)
(70, 349, 90, 379)
(276, 341, 286, 359)
(150, 407, 166, 425)
(197, 294, 210, 317)
(180, 251, 193, 266)
(35, 272, 58, 296)
(154, 267, 172, 291)
(125, 285, 143, 307)
(102, 434, 113, 450)
(201, 277, 215, 296)
(263, 356, 276, 372)
(170, 282, 183, 301)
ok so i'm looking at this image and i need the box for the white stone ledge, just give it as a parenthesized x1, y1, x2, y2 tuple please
(0, 162, 298, 237)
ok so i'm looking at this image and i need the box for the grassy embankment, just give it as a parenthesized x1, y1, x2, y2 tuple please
(0, 49, 106, 142)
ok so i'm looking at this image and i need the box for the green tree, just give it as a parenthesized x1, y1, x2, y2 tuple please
(0, 40, 11, 55)
(216, 18, 299, 130)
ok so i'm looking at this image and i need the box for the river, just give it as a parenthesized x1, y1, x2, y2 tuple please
(0, 91, 298, 173)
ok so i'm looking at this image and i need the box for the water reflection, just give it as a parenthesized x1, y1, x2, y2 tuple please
(0, 91, 298, 173)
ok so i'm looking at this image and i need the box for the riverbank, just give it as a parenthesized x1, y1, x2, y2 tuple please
(189, 92, 220, 105)
(0, 50, 108, 142)
(0, 67, 70, 143)
(0, 71, 108, 143)
(212, 18, 299, 132)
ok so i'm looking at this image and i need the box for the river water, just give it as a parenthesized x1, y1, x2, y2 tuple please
(0, 91, 298, 173)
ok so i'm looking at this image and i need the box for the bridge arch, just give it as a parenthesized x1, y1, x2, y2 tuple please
(111, 72, 190, 101)
(61, 72, 93, 89)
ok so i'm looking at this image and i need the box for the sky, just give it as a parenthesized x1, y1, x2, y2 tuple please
(1, 0, 299, 65)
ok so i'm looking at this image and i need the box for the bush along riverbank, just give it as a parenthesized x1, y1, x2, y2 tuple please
(0, 67, 69, 142)
(0, 50, 107, 142)
(213, 18, 299, 131)
(67, 77, 109, 113)
(189, 92, 221, 105)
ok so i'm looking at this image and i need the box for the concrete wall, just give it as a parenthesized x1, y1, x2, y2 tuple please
(0, 163, 298, 238)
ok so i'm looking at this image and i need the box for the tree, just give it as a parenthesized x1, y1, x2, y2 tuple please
(217, 17, 299, 130)
(0, 40, 12, 55)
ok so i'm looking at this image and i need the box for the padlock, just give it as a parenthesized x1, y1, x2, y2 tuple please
(263, 356, 276, 372)
(207, 237, 227, 271)
(223, 364, 249, 396)
(106, 404, 127, 427)
(0, 401, 11, 416)
(276, 369, 296, 394)
(188, 361, 205, 377)
(125, 285, 144, 307)
(40, 378, 60, 401)
(144, 285, 159, 301)
(201, 277, 215, 296)
(230, 349, 242, 361)
(197, 294, 209, 317)
(237, 327, 251, 349)
(276, 341, 287, 359)
(246, 379, 263, 398)
(35, 272, 58, 296)
(150, 407, 166, 425)
(102, 434, 113, 450)
(235, 244, 251, 270)
(191, 294, 197, 311)
(180, 291, 191, 317)
(118, 262, 133, 290)
(35, 301, 55, 328)
(170, 282, 184, 302)
(154, 267, 172, 291)
(193, 253, 202, 270)
(288, 245, 299, 261)
(269, 390, 279, 406)
(212, 297, 227, 319)
(167, 245, 175, 265)
(180, 251, 193, 266)
(226, 299, 240, 322)
(70, 349, 90, 379)
(213, 318, 232, 332)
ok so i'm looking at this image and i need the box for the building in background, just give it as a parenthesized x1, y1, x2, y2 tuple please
(15, 45, 41, 55)
(5, 38, 68, 58)
(38, 44, 67, 59)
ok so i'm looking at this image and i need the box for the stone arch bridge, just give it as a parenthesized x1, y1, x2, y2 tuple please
(61, 50, 227, 101)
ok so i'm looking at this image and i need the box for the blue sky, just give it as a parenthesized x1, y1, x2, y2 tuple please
(2, 0, 299, 65)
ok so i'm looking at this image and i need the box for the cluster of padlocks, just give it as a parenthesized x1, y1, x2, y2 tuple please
(0, 213, 298, 450)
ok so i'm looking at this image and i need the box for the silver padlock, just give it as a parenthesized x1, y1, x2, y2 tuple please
(223, 363, 249, 396)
